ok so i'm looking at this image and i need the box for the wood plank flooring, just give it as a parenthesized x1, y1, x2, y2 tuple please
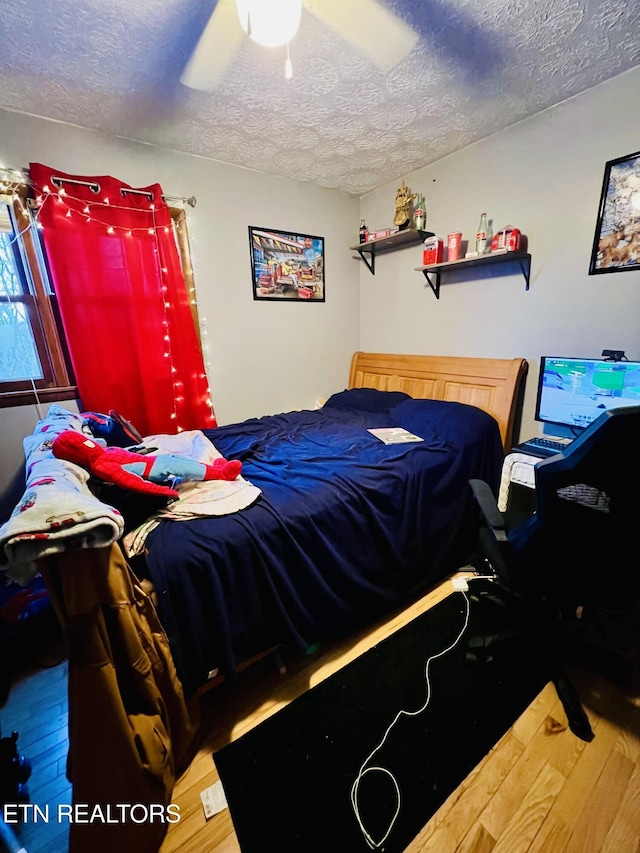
(1, 627, 71, 853)
(3, 571, 639, 853)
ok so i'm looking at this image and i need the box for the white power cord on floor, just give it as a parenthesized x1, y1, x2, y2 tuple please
(350, 587, 472, 849)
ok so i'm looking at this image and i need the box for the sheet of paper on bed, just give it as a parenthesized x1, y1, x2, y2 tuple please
(368, 427, 424, 444)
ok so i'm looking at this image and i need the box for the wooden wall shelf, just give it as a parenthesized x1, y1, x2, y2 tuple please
(350, 228, 434, 274)
(415, 250, 532, 299)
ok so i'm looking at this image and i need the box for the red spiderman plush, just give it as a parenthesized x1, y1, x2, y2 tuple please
(52, 430, 242, 498)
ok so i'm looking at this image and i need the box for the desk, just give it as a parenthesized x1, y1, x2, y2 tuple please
(498, 452, 538, 513)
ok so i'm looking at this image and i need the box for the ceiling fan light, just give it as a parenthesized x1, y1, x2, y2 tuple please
(236, 0, 302, 48)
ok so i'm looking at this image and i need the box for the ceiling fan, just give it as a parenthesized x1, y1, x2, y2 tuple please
(180, 0, 420, 91)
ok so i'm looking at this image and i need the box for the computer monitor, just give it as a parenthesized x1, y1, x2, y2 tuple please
(535, 356, 640, 430)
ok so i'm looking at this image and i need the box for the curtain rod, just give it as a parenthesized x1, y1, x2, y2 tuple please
(9, 167, 197, 208)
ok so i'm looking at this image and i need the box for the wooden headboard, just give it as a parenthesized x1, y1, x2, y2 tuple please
(349, 351, 528, 451)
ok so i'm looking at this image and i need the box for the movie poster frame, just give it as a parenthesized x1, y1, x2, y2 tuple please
(249, 226, 325, 302)
(588, 150, 640, 275)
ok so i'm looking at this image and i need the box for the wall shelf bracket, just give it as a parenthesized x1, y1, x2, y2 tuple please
(420, 269, 441, 299)
(516, 255, 531, 290)
(355, 247, 375, 275)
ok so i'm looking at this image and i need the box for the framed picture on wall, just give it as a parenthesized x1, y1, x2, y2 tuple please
(249, 227, 325, 302)
(588, 150, 640, 275)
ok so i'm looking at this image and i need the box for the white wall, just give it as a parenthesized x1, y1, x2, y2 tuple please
(0, 111, 360, 518)
(0, 110, 361, 424)
(358, 66, 640, 441)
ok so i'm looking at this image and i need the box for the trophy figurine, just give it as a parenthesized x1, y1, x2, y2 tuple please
(394, 181, 416, 230)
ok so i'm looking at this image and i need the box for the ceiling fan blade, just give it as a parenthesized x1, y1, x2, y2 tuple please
(180, 0, 245, 91)
(305, 0, 419, 71)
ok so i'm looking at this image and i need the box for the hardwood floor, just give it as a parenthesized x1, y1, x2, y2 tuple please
(1, 622, 71, 853)
(2, 572, 639, 853)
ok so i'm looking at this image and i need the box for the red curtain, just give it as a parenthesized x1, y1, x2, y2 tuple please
(29, 163, 216, 437)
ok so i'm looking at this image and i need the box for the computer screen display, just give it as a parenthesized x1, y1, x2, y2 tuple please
(535, 356, 640, 429)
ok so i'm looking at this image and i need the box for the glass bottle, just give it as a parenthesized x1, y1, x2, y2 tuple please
(476, 213, 488, 255)
(359, 219, 369, 244)
(413, 195, 425, 231)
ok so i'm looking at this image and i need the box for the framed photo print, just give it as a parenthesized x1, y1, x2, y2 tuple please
(249, 227, 325, 301)
(589, 150, 640, 275)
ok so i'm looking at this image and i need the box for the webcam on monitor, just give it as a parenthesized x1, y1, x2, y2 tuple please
(601, 349, 625, 361)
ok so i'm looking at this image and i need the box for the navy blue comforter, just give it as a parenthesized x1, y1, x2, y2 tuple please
(144, 390, 503, 694)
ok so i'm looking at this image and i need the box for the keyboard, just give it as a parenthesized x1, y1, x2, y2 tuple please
(513, 436, 572, 458)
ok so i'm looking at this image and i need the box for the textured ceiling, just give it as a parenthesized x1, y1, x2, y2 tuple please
(0, 0, 638, 195)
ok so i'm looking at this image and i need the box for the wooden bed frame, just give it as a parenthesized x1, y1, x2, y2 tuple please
(349, 351, 528, 452)
(16, 350, 528, 851)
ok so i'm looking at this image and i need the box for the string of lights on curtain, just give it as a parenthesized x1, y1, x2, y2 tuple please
(0, 165, 215, 436)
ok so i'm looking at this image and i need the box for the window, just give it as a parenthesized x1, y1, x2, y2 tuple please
(0, 191, 74, 407)
(0, 185, 199, 409)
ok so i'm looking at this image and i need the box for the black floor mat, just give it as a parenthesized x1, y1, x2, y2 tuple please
(214, 580, 550, 853)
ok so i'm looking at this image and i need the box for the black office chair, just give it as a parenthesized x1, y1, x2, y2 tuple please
(469, 405, 640, 741)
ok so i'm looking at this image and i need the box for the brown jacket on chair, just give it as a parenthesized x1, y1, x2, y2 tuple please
(39, 543, 198, 853)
